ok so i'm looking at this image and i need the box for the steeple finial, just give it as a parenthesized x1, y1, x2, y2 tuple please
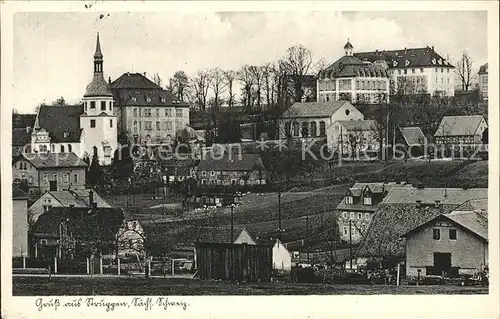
(94, 32, 103, 60)
(343, 38, 354, 56)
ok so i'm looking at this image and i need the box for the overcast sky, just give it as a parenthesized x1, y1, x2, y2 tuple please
(13, 11, 487, 113)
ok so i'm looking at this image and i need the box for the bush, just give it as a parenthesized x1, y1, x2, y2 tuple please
(57, 260, 87, 274)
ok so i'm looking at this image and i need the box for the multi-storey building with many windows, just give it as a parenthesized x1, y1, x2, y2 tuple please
(478, 63, 488, 100)
(110, 72, 190, 146)
(355, 45, 455, 97)
(317, 41, 390, 104)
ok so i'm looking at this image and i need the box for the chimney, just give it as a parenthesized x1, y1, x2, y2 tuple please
(404, 47, 407, 54)
(432, 46, 434, 51)
(108, 77, 111, 85)
(143, 72, 146, 77)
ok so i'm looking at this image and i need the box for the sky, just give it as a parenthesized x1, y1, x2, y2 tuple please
(13, 11, 487, 113)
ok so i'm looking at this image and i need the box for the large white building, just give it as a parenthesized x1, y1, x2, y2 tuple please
(317, 41, 390, 104)
(355, 45, 455, 97)
(27, 34, 118, 165)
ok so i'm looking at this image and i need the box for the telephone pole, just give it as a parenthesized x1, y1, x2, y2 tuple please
(306, 215, 310, 263)
(278, 191, 282, 240)
(349, 219, 353, 270)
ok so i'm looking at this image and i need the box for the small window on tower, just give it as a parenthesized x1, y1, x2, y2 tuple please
(90, 101, 96, 109)
(109, 101, 113, 111)
(110, 119, 113, 128)
(101, 101, 106, 111)
(90, 120, 96, 128)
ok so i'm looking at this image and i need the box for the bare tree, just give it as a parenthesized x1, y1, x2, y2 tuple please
(456, 50, 473, 91)
(209, 67, 228, 109)
(152, 73, 164, 88)
(224, 70, 237, 108)
(262, 63, 274, 109)
(313, 57, 329, 75)
(250, 65, 265, 110)
(52, 97, 66, 106)
(283, 45, 313, 102)
(237, 65, 255, 110)
(190, 70, 212, 110)
(169, 70, 190, 102)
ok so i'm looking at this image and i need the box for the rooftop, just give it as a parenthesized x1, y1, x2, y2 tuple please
(382, 187, 488, 205)
(399, 126, 427, 145)
(355, 46, 454, 69)
(281, 100, 351, 118)
(198, 153, 265, 172)
(334, 120, 377, 131)
(37, 105, 84, 143)
(434, 115, 486, 137)
(18, 152, 88, 169)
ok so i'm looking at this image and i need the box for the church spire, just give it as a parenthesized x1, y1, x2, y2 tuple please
(94, 33, 103, 73)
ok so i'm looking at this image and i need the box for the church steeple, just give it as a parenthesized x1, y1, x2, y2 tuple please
(94, 33, 103, 73)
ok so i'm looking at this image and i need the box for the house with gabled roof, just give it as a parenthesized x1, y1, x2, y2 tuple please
(28, 189, 111, 224)
(395, 126, 427, 157)
(434, 115, 488, 145)
(401, 206, 488, 278)
(356, 187, 487, 267)
(12, 152, 88, 194)
(336, 182, 407, 244)
(196, 153, 267, 187)
(330, 119, 380, 155)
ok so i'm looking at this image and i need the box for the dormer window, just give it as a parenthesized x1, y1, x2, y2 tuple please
(147, 97, 152, 103)
(132, 97, 137, 102)
(63, 131, 69, 138)
(161, 97, 166, 103)
(345, 196, 353, 204)
(363, 196, 372, 205)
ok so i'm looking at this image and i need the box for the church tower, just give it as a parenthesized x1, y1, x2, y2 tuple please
(80, 33, 117, 165)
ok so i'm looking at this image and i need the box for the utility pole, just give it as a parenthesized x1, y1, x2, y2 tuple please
(306, 215, 310, 263)
(230, 204, 234, 244)
(349, 219, 353, 270)
(278, 191, 282, 240)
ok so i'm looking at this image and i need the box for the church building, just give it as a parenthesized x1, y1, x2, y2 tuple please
(29, 34, 118, 165)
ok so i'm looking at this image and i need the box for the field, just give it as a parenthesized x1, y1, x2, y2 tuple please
(12, 276, 488, 295)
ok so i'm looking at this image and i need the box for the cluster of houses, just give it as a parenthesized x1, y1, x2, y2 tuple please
(337, 182, 488, 279)
(11, 35, 489, 282)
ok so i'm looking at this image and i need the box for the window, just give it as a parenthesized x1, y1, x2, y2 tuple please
(293, 122, 300, 136)
(176, 109, 183, 118)
(109, 101, 112, 111)
(133, 121, 138, 132)
(133, 108, 138, 117)
(433, 228, 440, 240)
(145, 121, 152, 130)
(63, 173, 69, 183)
(412, 68, 415, 74)
(60, 145, 65, 152)
(43, 174, 48, 182)
(68, 144, 72, 152)
(357, 213, 362, 220)
(145, 109, 152, 117)
(156, 121, 160, 130)
(110, 119, 113, 128)
(165, 109, 172, 117)
(84, 102, 88, 112)
(40, 145, 48, 152)
(420, 68, 424, 73)
(161, 97, 166, 103)
(40, 239, 47, 245)
(132, 97, 137, 102)
(350, 212, 355, 219)
(53, 174, 58, 181)
(90, 101, 96, 109)
(319, 121, 326, 136)
(101, 101, 106, 111)
(345, 196, 353, 204)
(363, 197, 372, 205)
(202, 171, 207, 176)
(165, 121, 173, 130)
(441, 68, 444, 73)
(90, 120, 96, 128)
(343, 227, 348, 236)
(147, 97, 152, 103)
(310, 121, 317, 137)
(398, 70, 401, 75)
(447, 77, 450, 83)
(156, 109, 160, 117)
(210, 171, 216, 176)
(73, 173, 78, 183)
(449, 229, 457, 240)
(365, 213, 370, 220)
(342, 212, 347, 219)
(447, 69, 450, 73)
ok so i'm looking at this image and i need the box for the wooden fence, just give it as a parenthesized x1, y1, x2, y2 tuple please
(195, 242, 272, 282)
